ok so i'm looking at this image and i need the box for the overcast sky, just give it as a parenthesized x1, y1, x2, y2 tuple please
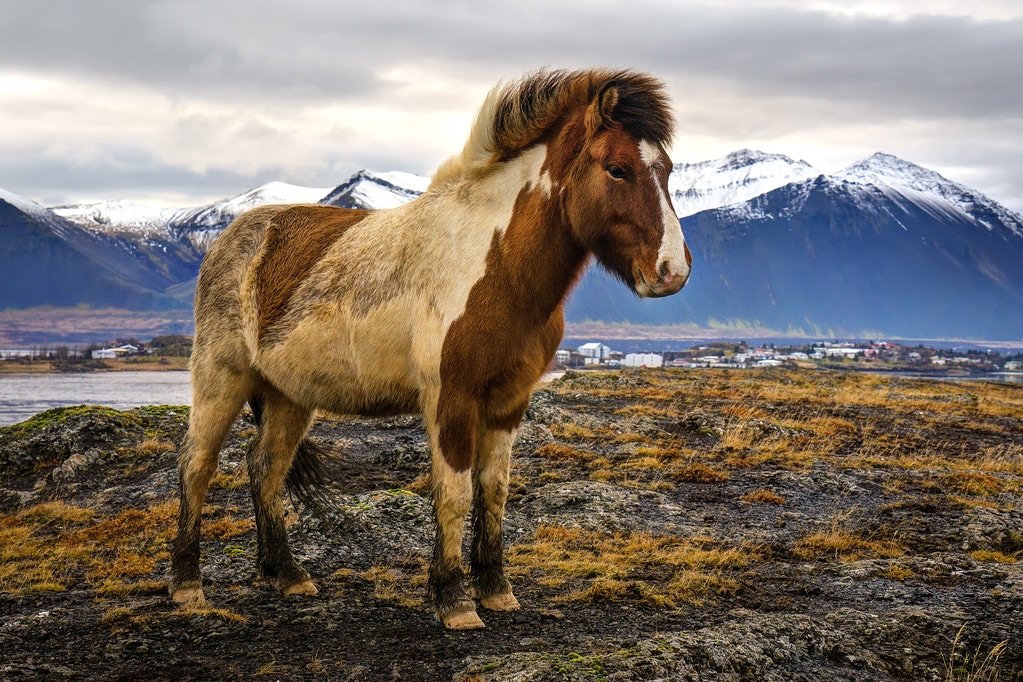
(1, 0, 1021, 211)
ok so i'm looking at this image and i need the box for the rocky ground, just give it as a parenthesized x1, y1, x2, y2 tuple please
(1, 368, 1021, 680)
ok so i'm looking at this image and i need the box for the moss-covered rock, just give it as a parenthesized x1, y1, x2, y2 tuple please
(0, 404, 187, 485)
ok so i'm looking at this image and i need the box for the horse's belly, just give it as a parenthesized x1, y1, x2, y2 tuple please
(254, 299, 427, 415)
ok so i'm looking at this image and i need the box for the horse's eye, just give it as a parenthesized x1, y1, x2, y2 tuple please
(606, 164, 628, 180)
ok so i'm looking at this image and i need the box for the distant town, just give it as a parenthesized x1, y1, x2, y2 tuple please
(0, 335, 192, 372)
(556, 340, 1023, 374)
(2, 336, 1022, 377)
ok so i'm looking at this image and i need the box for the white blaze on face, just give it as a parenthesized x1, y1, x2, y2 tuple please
(639, 139, 690, 283)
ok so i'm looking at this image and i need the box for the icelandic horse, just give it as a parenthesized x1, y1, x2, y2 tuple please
(170, 69, 692, 629)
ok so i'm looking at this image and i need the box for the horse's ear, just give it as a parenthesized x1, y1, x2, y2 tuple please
(585, 83, 619, 136)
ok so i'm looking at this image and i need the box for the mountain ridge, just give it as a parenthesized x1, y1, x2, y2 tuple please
(3, 150, 1022, 339)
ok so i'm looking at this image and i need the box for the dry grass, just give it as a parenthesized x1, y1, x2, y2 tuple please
(507, 525, 758, 607)
(944, 626, 1011, 682)
(16, 500, 95, 525)
(552, 369, 1022, 509)
(136, 438, 176, 455)
(549, 423, 597, 440)
(173, 602, 248, 623)
(210, 464, 249, 490)
(535, 442, 600, 463)
(886, 563, 915, 581)
(331, 562, 425, 608)
(669, 463, 730, 483)
(969, 550, 1017, 564)
(741, 489, 786, 505)
(793, 529, 904, 562)
(607, 430, 648, 444)
(942, 472, 1012, 497)
(0, 500, 251, 594)
(405, 473, 432, 495)
(613, 404, 673, 419)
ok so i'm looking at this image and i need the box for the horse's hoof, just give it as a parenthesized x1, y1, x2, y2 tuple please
(440, 603, 486, 630)
(170, 584, 206, 605)
(480, 591, 521, 612)
(281, 579, 318, 597)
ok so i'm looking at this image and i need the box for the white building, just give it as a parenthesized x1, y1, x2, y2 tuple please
(824, 347, 866, 357)
(555, 349, 571, 365)
(623, 353, 664, 368)
(577, 342, 612, 363)
(755, 359, 783, 367)
(91, 344, 140, 359)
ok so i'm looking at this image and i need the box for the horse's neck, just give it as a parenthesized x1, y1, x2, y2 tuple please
(492, 188, 587, 325)
(425, 144, 586, 326)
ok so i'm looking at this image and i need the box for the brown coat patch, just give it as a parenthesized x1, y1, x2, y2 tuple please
(253, 205, 369, 343)
(437, 184, 587, 471)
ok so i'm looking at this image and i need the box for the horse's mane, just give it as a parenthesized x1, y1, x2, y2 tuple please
(429, 69, 675, 190)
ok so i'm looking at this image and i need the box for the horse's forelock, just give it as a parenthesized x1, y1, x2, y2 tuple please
(494, 69, 674, 154)
(429, 69, 674, 189)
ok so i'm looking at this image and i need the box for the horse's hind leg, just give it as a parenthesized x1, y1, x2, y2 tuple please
(170, 362, 251, 604)
(246, 388, 317, 596)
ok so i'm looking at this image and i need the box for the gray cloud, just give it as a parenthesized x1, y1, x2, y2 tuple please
(0, 0, 1021, 209)
(4, 2, 1021, 116)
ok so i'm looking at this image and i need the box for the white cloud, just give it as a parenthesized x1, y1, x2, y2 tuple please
(0, 0, 1020, 212)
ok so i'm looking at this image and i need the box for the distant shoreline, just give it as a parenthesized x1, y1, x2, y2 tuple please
(0, 357, 190, 374)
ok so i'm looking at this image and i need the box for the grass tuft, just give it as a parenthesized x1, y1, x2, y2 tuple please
(793, 529, 904, 562)
(741, 489, 786, 505)
(508, 525, 757, 608)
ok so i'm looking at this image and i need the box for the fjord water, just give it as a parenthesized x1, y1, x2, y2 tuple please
(1, 366, 1019, 427)
(0, 371, 191, 426)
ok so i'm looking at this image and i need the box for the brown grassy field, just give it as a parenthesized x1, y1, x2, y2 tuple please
(0, 368, 1020, 680)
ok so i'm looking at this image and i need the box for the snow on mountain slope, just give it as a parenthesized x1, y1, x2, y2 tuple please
(669, 150, 820, 218)
(47, 173, 429, 252)
(173, 181, 331, 228)
(210, 181, 332, 216)
(834, 152, 1023, 238)
(54, 182, 333, 243)
(168, 181, 333, 250)
(320, 170, 429, 210)
(1, 187, 53, 220)
(53, 200, 185, 237)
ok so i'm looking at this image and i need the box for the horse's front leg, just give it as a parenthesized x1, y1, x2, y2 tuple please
(471, 427, 520, 611)
(426, 389, 483, 630)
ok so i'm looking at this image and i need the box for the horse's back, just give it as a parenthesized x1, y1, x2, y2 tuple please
(248, 205, 370, 342)
(193, 204, 370, 357)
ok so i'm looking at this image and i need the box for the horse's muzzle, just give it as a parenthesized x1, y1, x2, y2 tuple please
(633, 269, 690, 298)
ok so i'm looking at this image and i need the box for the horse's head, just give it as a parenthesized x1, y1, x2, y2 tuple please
(561, 81, 691, 298)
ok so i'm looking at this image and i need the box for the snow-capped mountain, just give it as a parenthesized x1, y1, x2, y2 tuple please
(834, 152, 1023, 238)
(8, 151, 1023, 339)
(0, 188, 196, 311)
(53, 174, 431, 251)
(568, 151, 1023, 339)
(669, 150, 820, 218)
(320, 170, 429, 210)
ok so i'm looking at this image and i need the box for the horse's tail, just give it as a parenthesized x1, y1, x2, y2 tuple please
(248, 396, 335, 516)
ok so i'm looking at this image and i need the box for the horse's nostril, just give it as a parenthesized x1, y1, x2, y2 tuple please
(658, 260, 671, 279)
